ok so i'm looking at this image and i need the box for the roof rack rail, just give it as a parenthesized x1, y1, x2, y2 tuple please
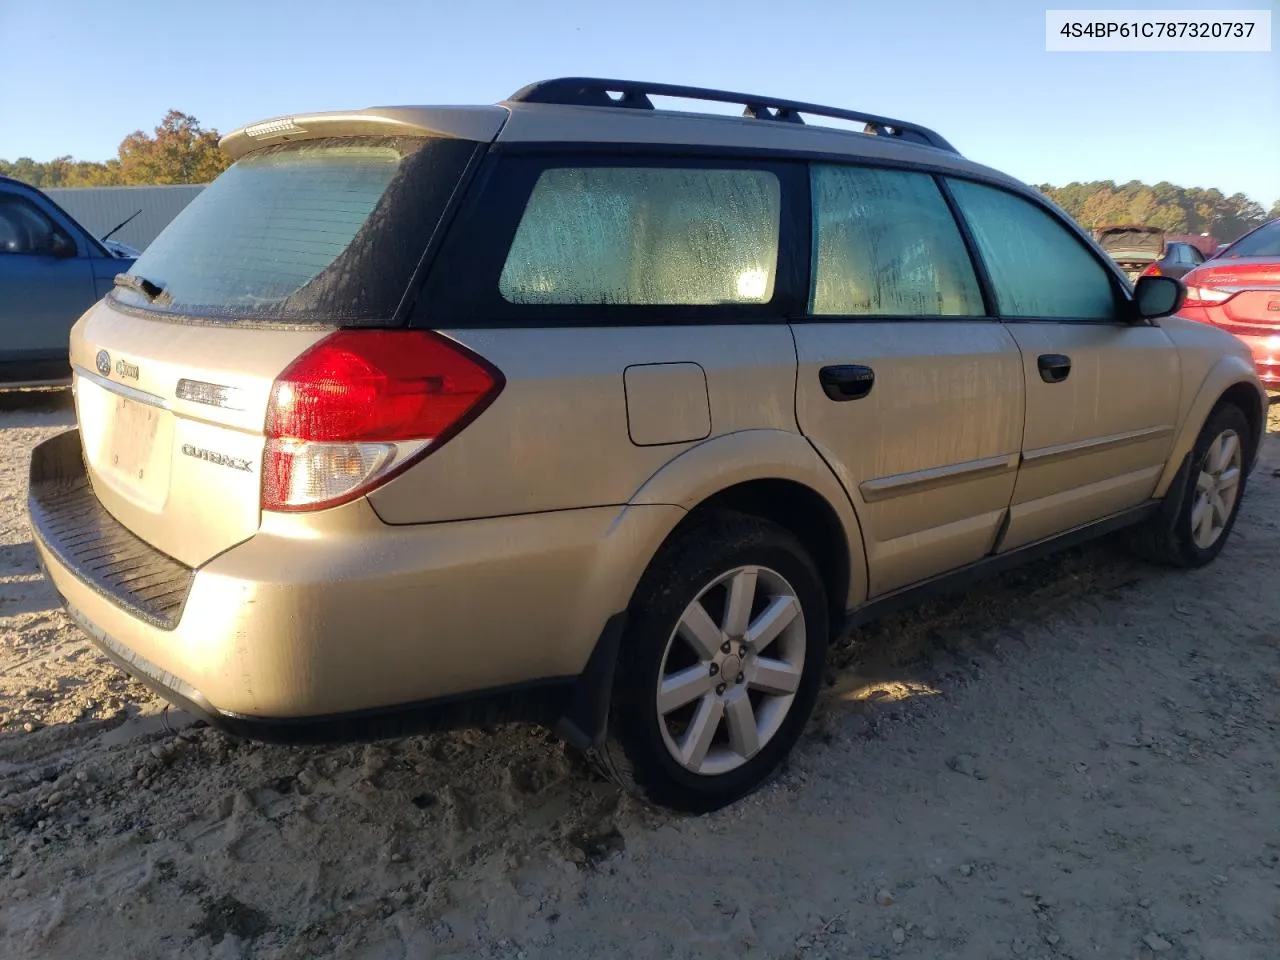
(507, 77, 958, 154)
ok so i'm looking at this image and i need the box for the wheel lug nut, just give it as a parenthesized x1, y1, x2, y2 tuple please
(737, 673, 745, 684)
(709, 663, 719, 676)
(716, 683, 726, 695)
(720, 641, 732, 654)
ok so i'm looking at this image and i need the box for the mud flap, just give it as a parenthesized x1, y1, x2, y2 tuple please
(553, 611, 628, 754)
(1153, 451, 1193, 535)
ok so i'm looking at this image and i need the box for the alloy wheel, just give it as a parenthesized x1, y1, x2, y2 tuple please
(655, 564, 807, 776)
(1191, 427, 1243, 549)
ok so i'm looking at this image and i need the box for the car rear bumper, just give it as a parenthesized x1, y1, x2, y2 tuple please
(1232, 332, 1280, 389)
(59, 594, 577, 743)
(1178, 305, 1280, 389)
(29, 428, 679, 739)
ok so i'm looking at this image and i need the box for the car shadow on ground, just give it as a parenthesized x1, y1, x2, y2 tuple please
(1, 486, 1271, 958)
(0, 386, 74, 429)
(0, 578, 60, 618)
(8, 420, 1276, 780)
(814, 535, 1148, 722)
(1, 531, 1144, 778)
(0, 412, 1275, 957)
(0, 537, 59, 619)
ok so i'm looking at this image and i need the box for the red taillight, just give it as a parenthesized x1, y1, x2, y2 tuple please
(1140, 262, 1162, 278)
(262, 330, 503, 512)
(1182, 285, 1237, 308)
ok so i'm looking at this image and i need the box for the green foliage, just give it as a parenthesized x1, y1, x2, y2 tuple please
(118, 111, 230, 185)
(0, 155, 124, 187)
(1037, 180, 1274, 242)
(1, 110, 230, 188)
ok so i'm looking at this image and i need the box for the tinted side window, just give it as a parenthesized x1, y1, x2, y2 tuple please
(1224, 220, 1280, 258)
(498, 167, 781, 306)
(0, 195, 57, 255)
(809, 165, 984, 317)
(947, 180, 1120, 321)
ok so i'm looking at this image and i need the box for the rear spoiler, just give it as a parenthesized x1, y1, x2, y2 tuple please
(219, 106, 509, 159)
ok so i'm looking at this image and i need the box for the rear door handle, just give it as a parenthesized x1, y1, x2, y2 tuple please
(1037, 353, 1072, 384)
(819, 364, 875, 401)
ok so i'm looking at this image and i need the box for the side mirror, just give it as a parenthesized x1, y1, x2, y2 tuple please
(1133, 274, 1185, 320)
(43, 231, 77, 258)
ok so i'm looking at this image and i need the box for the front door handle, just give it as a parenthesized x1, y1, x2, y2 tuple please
(1037, 353, 1072, 384)
(819, 364, 875, 401)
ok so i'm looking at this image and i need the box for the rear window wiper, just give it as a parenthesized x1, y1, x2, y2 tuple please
(114, 273, 170, 304)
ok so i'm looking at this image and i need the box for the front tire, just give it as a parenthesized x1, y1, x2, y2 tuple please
(598, 512, 829, 813)
(1129, 403, 1251, 568)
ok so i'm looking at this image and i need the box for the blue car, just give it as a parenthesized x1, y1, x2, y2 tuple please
(0, 176, 135, 386)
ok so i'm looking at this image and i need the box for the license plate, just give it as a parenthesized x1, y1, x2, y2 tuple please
(110, 396, 161, 480)
(74, 377, 173, 512)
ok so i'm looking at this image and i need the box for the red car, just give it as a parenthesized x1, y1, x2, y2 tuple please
(1177, 217, 1280, 394)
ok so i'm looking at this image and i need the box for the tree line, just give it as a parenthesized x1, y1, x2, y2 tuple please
(0, 111, 230, 188)
(1037, 180, 1280, 242)
(3, 111, 1277, 243)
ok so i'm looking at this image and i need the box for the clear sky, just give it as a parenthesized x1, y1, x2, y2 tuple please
(1, 0, 1276, 205)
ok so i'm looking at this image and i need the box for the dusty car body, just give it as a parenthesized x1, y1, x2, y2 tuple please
(28, 78, 1269, 812)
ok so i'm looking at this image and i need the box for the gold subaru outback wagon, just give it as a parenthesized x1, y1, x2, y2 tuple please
(29, 78, 1268, 811)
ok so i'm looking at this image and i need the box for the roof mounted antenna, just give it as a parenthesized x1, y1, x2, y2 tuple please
(508, 77, 958, 153)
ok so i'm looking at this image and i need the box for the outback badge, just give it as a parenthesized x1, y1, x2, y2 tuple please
(181, 444, 253, 472)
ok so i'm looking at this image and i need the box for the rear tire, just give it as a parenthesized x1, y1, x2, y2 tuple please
(598, 512, 828, 813)
(1128, 403, 1251, 568)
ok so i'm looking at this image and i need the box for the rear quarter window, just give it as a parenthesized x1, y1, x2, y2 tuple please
(497, 166, 781, 306)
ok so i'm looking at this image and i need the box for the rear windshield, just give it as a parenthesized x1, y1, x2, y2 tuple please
(111, 136, 477, 324)
(1221, 220, 1280, 259)
(1096, 228, 1163, 253)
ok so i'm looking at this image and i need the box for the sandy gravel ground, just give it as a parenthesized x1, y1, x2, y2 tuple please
(1, 390, 1278, 960)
